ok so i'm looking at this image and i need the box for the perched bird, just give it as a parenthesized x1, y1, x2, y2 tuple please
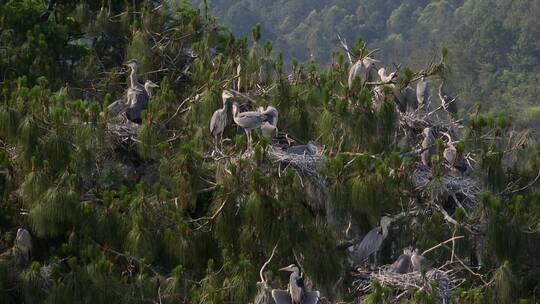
(443, 134, 467, 172)
(15, 228, 32, 264)
(438, 83, 458, 115)
(411, 249, 430, 271)
(125, 59, 145, 92)
(260, 106, 279, 139)
(126, 80, 159, 123)
(416, 76, 429, 111)
(351, 216, 393, 266)
(394, 86, 417, 113)
(389, 248, 413, 274)
(232, 102, 271, 150)
(348, 57, 379, 88)
(421, 127, 436, 167)
(285, 141, 318, 155)
(378, 67, 398, 83)
(404, 86, 418, 112)
(210, 91, 234, 150)
(271, 264, 320, 304)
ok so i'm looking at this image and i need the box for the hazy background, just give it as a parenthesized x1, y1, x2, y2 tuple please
(193, 0, 540, 129)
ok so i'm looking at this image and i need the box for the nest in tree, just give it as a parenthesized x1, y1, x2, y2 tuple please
(266, 145, 325, 179)
(354, 265, 459, 303)
(106, 114, 140, 149)
(412, 163, 481, 209)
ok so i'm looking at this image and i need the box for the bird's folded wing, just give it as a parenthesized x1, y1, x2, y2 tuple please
(304, 291, 320, 304)
(271, 289, 292, 304)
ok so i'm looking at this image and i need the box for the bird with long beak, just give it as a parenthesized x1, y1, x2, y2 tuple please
(271, 264, 320, 304)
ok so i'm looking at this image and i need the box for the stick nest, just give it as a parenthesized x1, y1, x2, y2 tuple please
(354, 265, 459, 303)
(106, 114, 140, 149)
(266, 145, 326, 179)
(412, 163, 481, 209)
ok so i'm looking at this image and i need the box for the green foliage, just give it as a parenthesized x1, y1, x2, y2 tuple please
(0, 1, 539, 303)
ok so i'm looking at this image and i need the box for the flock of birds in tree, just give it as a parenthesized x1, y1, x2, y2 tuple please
(103, 54, 463, 303)
(5, 45, 465, 303)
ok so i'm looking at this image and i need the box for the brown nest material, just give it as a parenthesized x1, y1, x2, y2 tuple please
(266, 145, 325, 179)
(354, 265, 460, 303)
(106, 114, 140, 149)
(412, 163, 481, 210)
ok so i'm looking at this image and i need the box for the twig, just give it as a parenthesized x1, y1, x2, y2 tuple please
(422, 235, 464, 256)
(259, 243, 279, 284)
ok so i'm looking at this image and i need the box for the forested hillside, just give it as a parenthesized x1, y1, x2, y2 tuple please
(199, 0, 540, 129)
(1, 0, 540, 303)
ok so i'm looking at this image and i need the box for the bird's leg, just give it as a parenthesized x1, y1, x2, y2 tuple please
(246, 130, 253, 151)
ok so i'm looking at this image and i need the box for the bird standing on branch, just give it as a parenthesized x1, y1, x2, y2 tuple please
(232, 101, 271, 150)
(421, 127, 436, 167)
(210, 90, 234, 151)
(416, 76, 429, 111)
(348, 57, 379, 88)
(439, 83, 458, 115)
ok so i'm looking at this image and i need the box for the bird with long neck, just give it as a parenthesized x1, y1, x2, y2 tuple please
(126, 59, 144, 91)
(272, 264, 320, 304)
(259, 106, 279, 139)
(232, 101, 269, 150)
(210, 91, 234, 151)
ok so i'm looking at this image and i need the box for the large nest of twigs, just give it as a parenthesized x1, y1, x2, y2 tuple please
(354, 265, 459, 303)
(266, 145, 325, 179)
(106, 114, 140, 149)
(412, 163, 481, 209)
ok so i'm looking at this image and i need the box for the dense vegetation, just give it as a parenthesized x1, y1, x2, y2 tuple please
(199, 0, 540, 129)
(0, 0, 539, 303)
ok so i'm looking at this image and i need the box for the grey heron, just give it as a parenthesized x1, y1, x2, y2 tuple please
(126, 80, 159, 124)
(443, 134, 467, 172)
(416, 77, 429, 110)
(348, 57, 379, 88)
(438, 83, 458, 115)
(377, 67, 397, 83)
(411, 249, 429, 271)
(421, 127, 436, 167)
(15, 228, 32, 264)
(232, 102, 271, 150)
(125, 59, 145, 92)
(389, 248, 413, 274)
(285, 141, 317, 155)
(351, 216, 393, 266)
(210, 91, 234, 150)
(271, 264, 320, 304)
(260, 106, 279, 139)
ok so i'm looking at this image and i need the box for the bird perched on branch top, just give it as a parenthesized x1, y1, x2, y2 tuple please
(438, 83, 458, 115)
(348, 57, 379, 88)
(271, 264, 320, 304)
(378, 67, 398, 83)
(416, 76, 429, 111)
(210, 90, 234, 150)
